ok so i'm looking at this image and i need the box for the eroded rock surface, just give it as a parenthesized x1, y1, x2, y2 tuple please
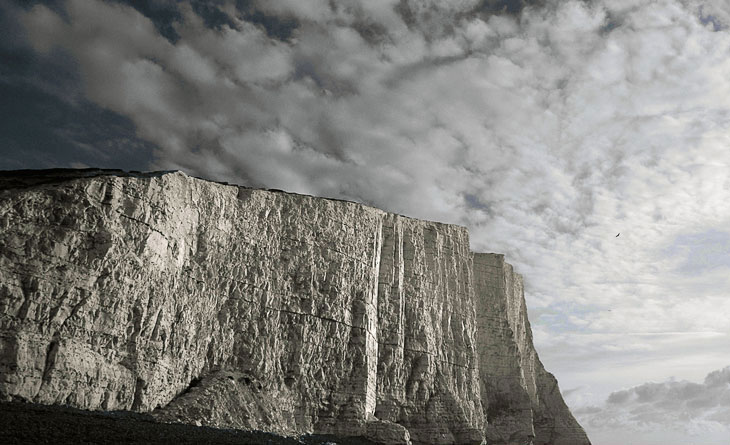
(0, 169, 590, 445)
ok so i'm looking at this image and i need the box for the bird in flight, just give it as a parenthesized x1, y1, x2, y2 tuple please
(615, 233, 620, 237)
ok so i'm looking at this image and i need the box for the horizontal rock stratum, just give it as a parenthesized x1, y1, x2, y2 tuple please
(0, 169, 590, 445)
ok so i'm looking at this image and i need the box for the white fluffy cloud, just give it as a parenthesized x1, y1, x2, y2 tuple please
(13, 1, 730, 442)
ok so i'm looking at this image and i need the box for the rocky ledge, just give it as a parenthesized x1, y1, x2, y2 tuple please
(0, 169, 590, 445)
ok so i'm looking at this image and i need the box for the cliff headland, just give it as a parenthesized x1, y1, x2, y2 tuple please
(0, 169, 590, 445)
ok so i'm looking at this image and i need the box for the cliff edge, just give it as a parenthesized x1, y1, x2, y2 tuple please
(0, 169, 590, 445)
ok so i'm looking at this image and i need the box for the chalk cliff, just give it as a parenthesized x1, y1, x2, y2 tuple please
(0, 169, 590, 445)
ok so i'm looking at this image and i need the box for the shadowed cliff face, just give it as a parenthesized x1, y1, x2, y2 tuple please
(0, 169, 590, 445)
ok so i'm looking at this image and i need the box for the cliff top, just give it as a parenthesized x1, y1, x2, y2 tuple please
(0, 168, 473, 233)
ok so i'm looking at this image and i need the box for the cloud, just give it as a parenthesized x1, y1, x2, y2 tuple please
(561, 385, 585, 398)
(0, 0, 156, 172)
(574, 365, 730, 439)
(665, 230, 730, 275)
(685, 0, 730, 30)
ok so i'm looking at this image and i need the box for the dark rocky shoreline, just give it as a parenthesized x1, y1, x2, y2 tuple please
(0, 401, 378, 445)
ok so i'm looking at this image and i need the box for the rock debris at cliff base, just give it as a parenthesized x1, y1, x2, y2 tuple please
(0, 169, 591, 445)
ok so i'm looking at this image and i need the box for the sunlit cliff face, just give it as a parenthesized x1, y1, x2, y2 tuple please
(0, 170, 589, 445)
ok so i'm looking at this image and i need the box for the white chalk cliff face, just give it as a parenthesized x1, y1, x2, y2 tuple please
(0, 170, 590, 445)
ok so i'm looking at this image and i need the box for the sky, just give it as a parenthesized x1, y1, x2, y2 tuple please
(1, 0, 729, 443)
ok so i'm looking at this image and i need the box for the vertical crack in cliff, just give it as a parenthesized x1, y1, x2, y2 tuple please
(132, 378, 147, 411)
(59, 292, 91, 333)
(36, 333, 61, 398)
(364, 219, 382, 418)
(41, 335, 60, 384)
